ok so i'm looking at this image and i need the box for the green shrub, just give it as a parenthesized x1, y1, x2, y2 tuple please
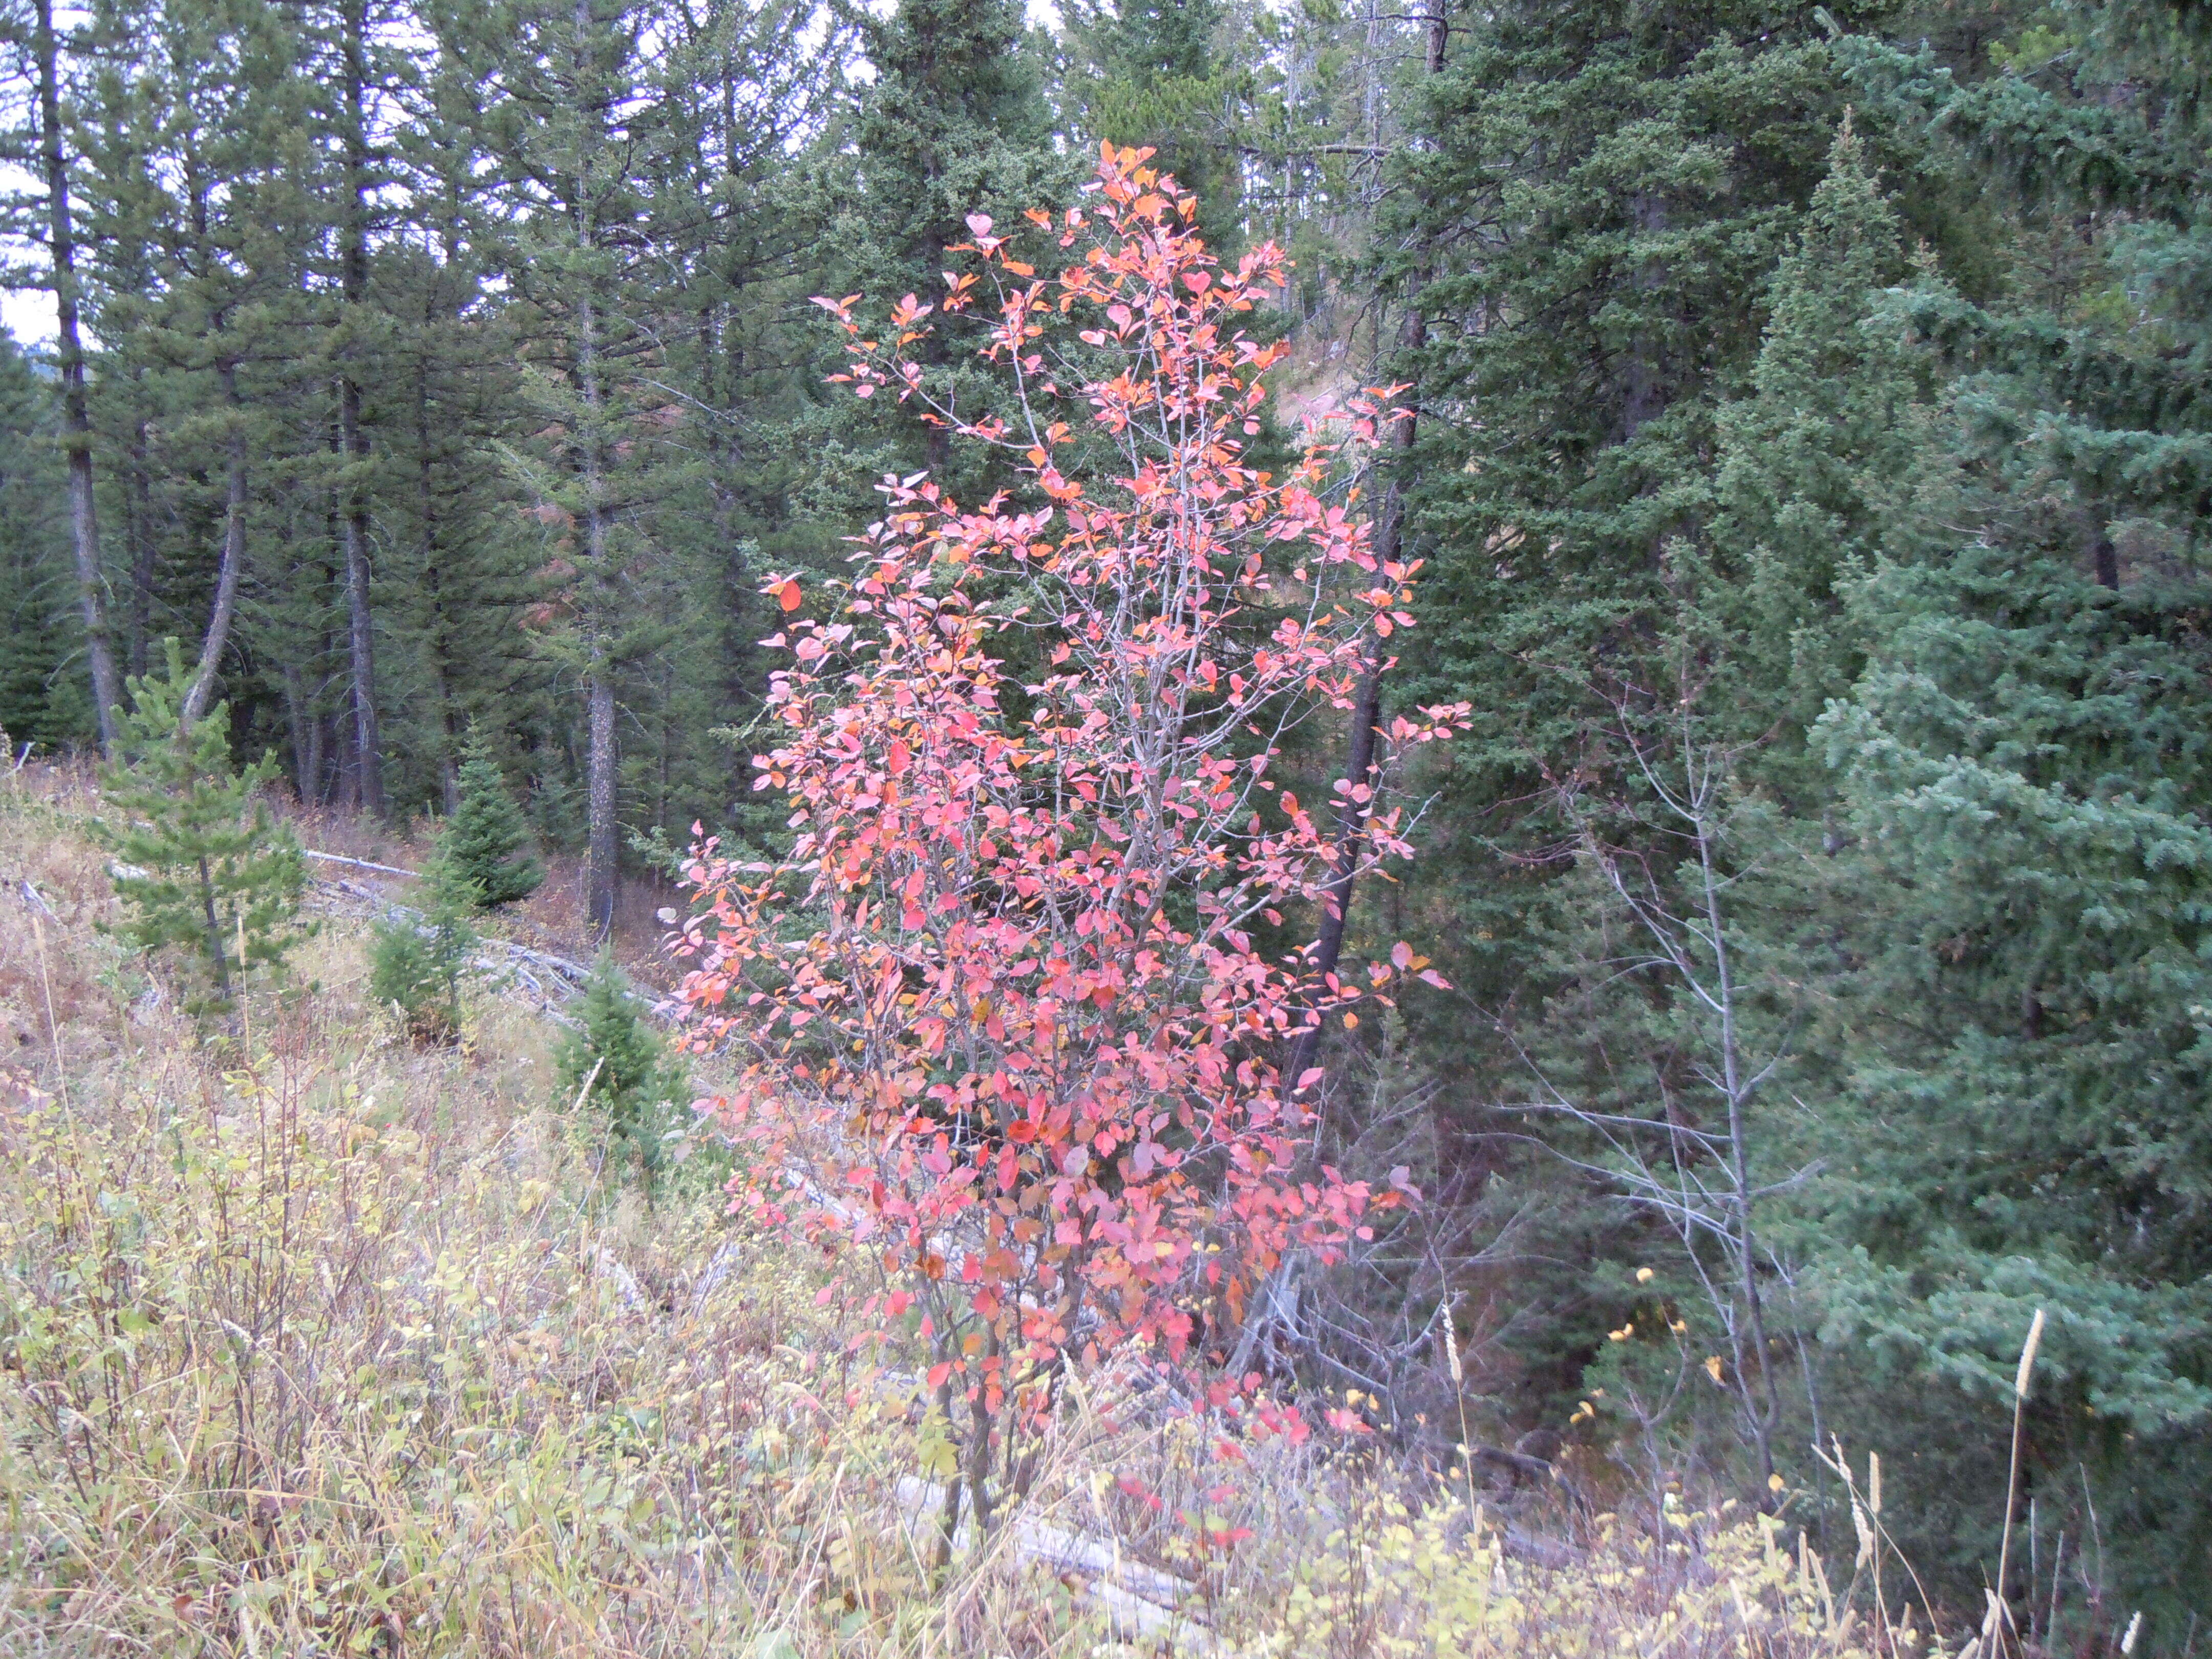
(91, 639, 308, 1018)
(369, 853, 481, 1044)
(556, 950, 686, 1186)
(442, 730, 543, 908)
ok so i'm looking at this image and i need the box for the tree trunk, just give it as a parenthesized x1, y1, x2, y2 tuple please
(416, 361, 462, 814)
(282, 662, 314, 797)
(35, 0, 120, 750)
(341, 439, 381, 811)
(183, 362, 248, 727)
(1284, 0, 1448, 1098)
(572, 0, 618, 937)
(127, 410, 156, 678)
(337, 0, 382, 814)
(587, 651, 617, 938)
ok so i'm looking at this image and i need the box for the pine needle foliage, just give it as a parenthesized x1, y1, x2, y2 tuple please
(91, 639, 308, 1018)
(441, 732, 543, 909)
(369, 854, 481, 1045)
(557, 950, 685, 1187)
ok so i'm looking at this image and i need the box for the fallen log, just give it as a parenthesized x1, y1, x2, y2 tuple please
(302, 849, 420, 879)
(892, 1476, 1216, 1651)
(304, 866, 679, 1025)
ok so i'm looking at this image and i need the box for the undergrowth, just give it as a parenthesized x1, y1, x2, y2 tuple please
(0, 768, 1919, 1657)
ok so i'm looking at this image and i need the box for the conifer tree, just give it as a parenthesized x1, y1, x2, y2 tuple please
(1798, 539, 2212, 1614)
(825, 0, 1074, 492)
(1707, 119, 1920, 799)
(441, 730, 544, 907)
(92, 637, 308, 1016)
(1, 0, 122, 751)
(1380, 1, 1864, 1260)
(434, 0, 693, 935)
(557, 949, 685, 1184)
(0, 329, 81, 750)
(1067, 0, 1242, 245)
(368, 848, 480, 1042)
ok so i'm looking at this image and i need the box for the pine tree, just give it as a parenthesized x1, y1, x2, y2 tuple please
(1067, 0, 1243, 246)
(92, 636, 309, 1017)
(556, 949, 685, 1185)
(441, 730, 544, 907)
(823, 0, 1075, 494)
(435, 0, 695, 935)
(369, 848, 480, 1043)
(0, 328, 83, 750)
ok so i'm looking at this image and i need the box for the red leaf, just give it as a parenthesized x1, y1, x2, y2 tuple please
(674, 146, 1458, 1413)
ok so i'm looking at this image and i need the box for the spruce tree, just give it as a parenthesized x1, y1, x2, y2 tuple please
(92, 637, 309, 1017)
(441, 731, 543, 907)
(1387, 1, 1859, 1016)
(368, 849, 480, 1043)
(556, 949, 686, 1185)
(1067, 0, 1243, 246)
(1798, 541, 2212, 1617)
(823, 0, 1075, 495)
(1707, 119, 1920, 800)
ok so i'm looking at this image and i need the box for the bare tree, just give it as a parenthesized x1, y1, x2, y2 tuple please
(1507, 668, 1821, 1492)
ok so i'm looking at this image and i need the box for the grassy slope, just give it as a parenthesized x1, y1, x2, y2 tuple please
(0, 768, 1903, 1657)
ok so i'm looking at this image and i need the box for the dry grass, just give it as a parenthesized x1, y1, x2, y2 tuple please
(0, 769, 1912, 1658)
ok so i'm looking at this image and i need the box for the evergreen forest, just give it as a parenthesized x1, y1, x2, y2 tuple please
(4, 0, 2211, 1635)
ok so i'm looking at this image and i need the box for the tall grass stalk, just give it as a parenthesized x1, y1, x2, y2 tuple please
(1993, 1307, 2046, 1653)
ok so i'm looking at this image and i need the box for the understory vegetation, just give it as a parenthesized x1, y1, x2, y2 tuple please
(5, 773, 1907, 1657)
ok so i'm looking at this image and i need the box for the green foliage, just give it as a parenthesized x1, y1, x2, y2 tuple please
(369, 853, 481, 1044)
(820, 0, 1078, 500)
(1793, 544, 2212, 1600)
(556, 950, 686, 1187)
(442, 732, 543, 908)
(1708, 121, 1922, 798)
(0, 331, 88, 754)
(1066, 0, 1244, 246)
(91, 638, 308, 1018)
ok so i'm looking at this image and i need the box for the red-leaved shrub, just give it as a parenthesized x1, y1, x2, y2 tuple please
(677, 145, 1466, 1528)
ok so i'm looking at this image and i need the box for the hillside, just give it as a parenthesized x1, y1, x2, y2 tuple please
(0, 767, 1917, 1657)
(9, 0, 2212, 1632)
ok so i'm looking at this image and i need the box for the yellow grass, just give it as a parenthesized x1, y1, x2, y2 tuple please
(0, 767, 1906, 1657)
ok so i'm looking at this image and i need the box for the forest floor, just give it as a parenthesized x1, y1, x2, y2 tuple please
(0, 763, 1907, 1657)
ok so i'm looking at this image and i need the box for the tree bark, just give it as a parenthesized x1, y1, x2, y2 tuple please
(415, 353, 462, 813)
(282, 661, 314, 797)
(126, 410, 156, 678)
(587, 649, 617, 938)
(338, 0, 383, 814)
(573, 0, 619, 939)
(579, 285, 617, 936)
(34, 0, 120, 750)
(182, 362, 248, 727)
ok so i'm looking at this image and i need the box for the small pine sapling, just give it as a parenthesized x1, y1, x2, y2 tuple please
(443, 731, 544, 908)
(558, 950, 686, 1187)
(369, 854, 482, 1045)
(93, 638, 309, 1019)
